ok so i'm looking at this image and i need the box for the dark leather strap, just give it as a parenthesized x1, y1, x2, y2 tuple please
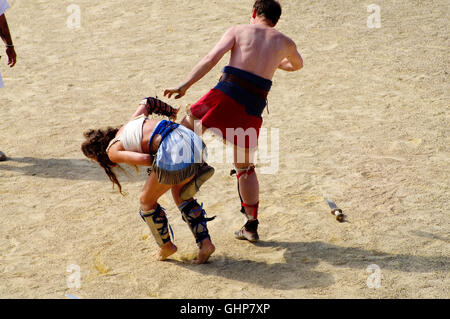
(220, 73, 269, 99)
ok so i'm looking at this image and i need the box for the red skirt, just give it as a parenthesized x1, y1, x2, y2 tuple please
(190, 89, 263, 149)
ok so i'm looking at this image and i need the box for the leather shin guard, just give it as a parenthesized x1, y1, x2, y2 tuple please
(139, 204, 171, 247)
(178, 200, 215, 247)
(231, 165, 258, 220)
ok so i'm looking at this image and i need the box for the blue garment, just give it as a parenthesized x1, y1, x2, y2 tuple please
(213, 66, 272, 117)
(148, 120, 180, 150)
(149, 120, 206, 184)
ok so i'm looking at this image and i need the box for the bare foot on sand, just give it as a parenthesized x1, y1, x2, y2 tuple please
(156, 242, 177, 261)
(193, 238, 215, 264)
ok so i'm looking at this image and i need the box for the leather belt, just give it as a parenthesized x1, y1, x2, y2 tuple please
(149, 134, 161, 155)
(219, 73, 269, 99)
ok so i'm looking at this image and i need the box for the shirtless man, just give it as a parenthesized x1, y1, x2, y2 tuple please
(164, 0, 303, 242)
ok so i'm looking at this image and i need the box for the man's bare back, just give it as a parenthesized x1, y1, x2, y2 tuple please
(228, 23, 301, 80)
(164, 4, 302, 99)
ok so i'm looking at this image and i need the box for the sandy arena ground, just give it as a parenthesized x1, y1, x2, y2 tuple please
(0, 0, 448, 298)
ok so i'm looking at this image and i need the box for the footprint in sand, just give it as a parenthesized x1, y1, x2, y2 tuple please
(407, 138, 423, 147)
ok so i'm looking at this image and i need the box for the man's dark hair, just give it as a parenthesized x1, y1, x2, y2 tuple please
(253, 0, 282, 26)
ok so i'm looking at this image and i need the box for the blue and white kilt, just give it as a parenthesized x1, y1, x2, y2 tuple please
(151, 121, 207, 185)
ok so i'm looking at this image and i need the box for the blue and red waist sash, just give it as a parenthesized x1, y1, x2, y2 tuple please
(213, 66, 272, 117)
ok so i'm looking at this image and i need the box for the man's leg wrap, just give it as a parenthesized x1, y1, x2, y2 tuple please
(139, 204, 171, 247)
(242, 202, 259, 221)
(178, 200, 215, 248)
(230, 165, 258, 220)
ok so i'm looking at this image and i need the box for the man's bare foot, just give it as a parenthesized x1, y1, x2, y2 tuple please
(156, 242, 177, 261)
(194, 238, 215, 264)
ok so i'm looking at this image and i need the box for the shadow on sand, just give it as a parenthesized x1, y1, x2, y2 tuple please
(0, 156, 144, 182)
(169, 240, 449, 290)
(0, 156, 106, 181)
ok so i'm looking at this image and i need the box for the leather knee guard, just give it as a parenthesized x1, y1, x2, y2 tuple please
(139, 204, 171, 247)
(178, 200, 215, 247)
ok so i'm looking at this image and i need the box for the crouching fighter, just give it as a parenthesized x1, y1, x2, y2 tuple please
(81, 97, 215, 263)
(164, 0, 303, 242)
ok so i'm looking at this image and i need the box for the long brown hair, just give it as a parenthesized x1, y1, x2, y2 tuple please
(81, 127, 124, 194)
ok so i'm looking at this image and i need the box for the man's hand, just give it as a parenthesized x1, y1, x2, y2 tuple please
(278, 58, 295, 71)
(164, 85, 187, 99)
(6, 46, 16, 67)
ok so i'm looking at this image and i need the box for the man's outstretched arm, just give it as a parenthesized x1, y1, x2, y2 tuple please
(278, 41, 302, 72)
(164, 27, 236, 99)
(0, 13, 16, 67)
